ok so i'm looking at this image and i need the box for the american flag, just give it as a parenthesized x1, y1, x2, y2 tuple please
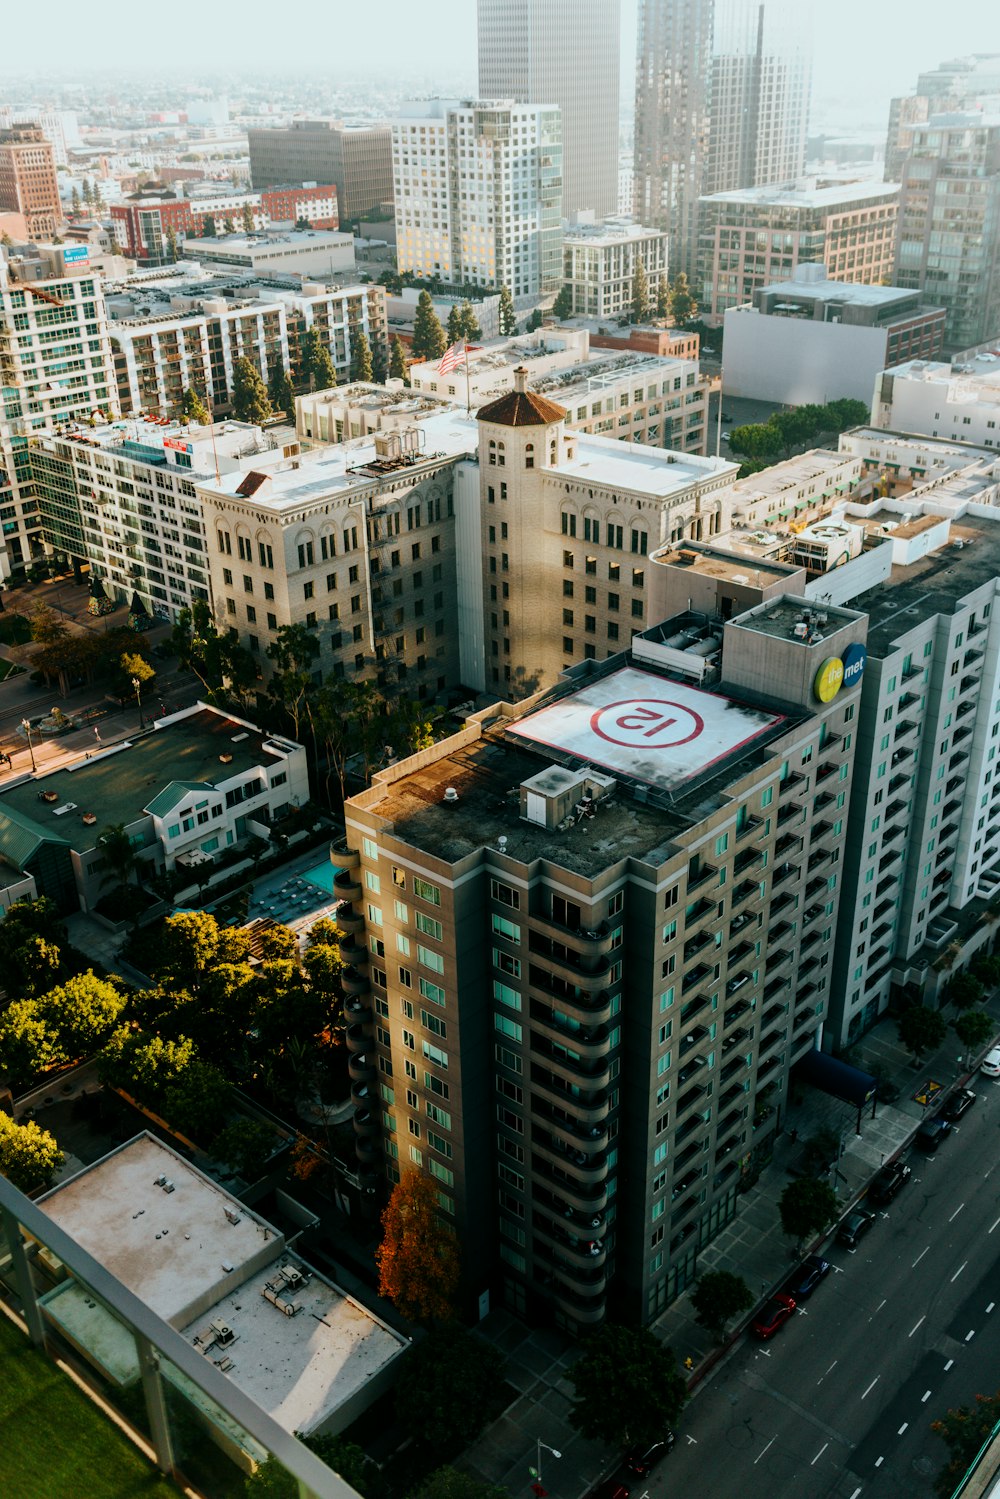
(438, 340, 467, 376)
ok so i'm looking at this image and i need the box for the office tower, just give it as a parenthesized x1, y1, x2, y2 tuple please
(885, 55, 1000, 183)
(477, 0, 620, 220)
(248, 121, 393, 222)
(633, 0, 811, 276)
(339, 558, 863, 1327)
(392, 101, 563, 298)
(696, 181, 899, 319)
(894, 115, 1000, 350)
(0, 125, 61, 240)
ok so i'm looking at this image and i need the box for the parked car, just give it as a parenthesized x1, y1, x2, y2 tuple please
(624, 1433, 675, 1476)
(837, 1208, 876, 1248)
(782, 1254, 831, 1301)
(751, 1292, 797, 1339)
(915, 1116, 953, 1152)
(869, 1159, 912, 1204)
(981, 1047, 1000, 1078)
(587, 1483, 630, 1499)
(943, 1087, 977, 1121)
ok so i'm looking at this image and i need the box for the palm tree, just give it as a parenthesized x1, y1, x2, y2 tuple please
(97, 823, 141, 894)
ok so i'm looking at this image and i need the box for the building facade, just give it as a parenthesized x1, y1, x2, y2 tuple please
(893, 115, 1000, 350)
(248, 120, 393, 222)
(340, 590, 863, 1328)
(561, 220, 669, 320)
(110, 186, 340, 264)
(392, 101, 563, 299)
(872, 353, 1000, 450)
(0, 125, 61, 240)
(696, 180, 900, 321)
(477, 0, 619, 220)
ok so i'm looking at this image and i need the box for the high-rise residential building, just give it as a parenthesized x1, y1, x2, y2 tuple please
(247, 120, 393, 222)
(885, 55, 1000, 182)
(338, 577, 864, 1327)
(392, 101, 563, 298)
(633, 0, 810, 277)
(476, 0, 620, 220)
(0, 125, 61, 240)
(696, 180, 899, 320)
(894, 114, 1000, 350)
(0, 107, 79, 169)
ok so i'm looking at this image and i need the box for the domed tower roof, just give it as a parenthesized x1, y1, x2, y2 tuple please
(476, 366, 566, 427)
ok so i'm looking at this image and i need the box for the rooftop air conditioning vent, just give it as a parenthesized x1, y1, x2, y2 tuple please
(443, 787, 459, 805)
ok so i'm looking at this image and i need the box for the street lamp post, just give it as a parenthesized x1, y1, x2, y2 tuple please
(21, 718, 35, 773)
(532, 1438, 561, 1495)
(132, 675, 144, 730)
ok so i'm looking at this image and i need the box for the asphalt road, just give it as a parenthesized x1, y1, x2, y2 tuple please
(629, 1078, 1000, 1499)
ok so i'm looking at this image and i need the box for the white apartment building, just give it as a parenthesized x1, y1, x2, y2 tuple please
(561, 219, 668, 320)
(477, 0, 620, 220)
(872, 352, 1000, 449)
(392, 100, 563, 298)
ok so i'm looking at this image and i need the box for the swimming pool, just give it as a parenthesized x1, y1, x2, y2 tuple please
(303, 859, 342, 893)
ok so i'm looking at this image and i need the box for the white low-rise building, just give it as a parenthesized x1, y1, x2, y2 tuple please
(561, 218, 668, 320)
(179, 230, 355, 280)
(872, 350, 1000, 450)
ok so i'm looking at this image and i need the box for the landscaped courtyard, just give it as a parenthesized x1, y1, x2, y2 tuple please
(0, 1313, 182, 1499)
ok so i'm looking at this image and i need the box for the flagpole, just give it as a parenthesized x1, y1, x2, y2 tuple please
(464, 340, 471, 416)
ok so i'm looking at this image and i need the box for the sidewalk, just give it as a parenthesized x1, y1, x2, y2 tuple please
(461, 1000, 1000, 1498)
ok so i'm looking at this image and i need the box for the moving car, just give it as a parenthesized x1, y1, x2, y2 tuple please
(981, 1047, 1000, 1079)
(837, 1208, 876, 1248)
(915, 1116, 952, 1152)
(943, 1087, 977, 1121)
(751, 1292, 797, 1339)
(869, 1159, 912, 1204)
(783, 1254, 831, 1301)
(624, 1433, 675, 1476)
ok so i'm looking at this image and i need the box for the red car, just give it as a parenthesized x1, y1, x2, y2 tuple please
(751, 1292, 797, 1340)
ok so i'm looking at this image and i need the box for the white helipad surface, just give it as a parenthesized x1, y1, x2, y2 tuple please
(509, 666, 784, 791)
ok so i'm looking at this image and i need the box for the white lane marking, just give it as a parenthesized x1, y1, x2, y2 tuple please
(922, 1391, 932, 1403)
(862, 1376, 880, 1400)
(989, 1216, 1000, 1234)
(966, 1329, 976, 1342)
(945, 1359, 954, 1371)
(754, 1436, 777, 1465)
(685, 1435, 697, 1445)
(909, 1316, 926, 1338)
(950, 1203, 965, 1223)
(952, 1261, 968, 1283)
(870, 1298, 887, 1319)
(849, 1489, 863, 1499)
(988, 1302, 996, 1314)
(875, 1456, 885, 1467)
(811, 1442, 829, 1466)
(898, 1423, 909, 1435)
(913, 1246, 929, 1267)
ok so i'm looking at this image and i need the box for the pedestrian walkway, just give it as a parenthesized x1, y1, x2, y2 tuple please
(461, 999, 1000, 1498)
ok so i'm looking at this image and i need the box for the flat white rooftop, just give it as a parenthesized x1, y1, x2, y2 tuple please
(754, 278, 920, 309)
(700, 180, 899, 211)
(508, 665, 785, 793)
(553, 434, 735, 499)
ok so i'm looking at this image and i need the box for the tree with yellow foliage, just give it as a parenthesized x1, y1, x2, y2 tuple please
(376, 1170, 460, 1324)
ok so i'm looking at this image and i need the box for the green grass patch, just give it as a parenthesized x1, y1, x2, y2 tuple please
(0, 1314, 182, 1499)
(0, 613, 32, 646)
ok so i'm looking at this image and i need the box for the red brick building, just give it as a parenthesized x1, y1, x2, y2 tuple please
(111, 184, 339, 263)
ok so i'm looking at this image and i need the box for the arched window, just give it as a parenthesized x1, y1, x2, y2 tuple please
(217, 528, 232, 556)
(550, 440, 557, 463)
(525, 442, 534, 469)
(488, 439, 497, 467)
(497, 441, 506, 468)
(295, 528, 316, 569)
(560, 505, 577, 538)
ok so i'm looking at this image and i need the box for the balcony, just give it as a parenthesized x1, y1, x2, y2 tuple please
(680, 992, 714, 1028)
(529, 956, 611, 1000)
(333, 868, 363, 901)
(531, 1035, 612, 1088)
(769, 891, 795, 917)
(343, 994, 372, 1026)
(732, 879, 759, 907)
(884, 799, 907, 821)
(341, 966, 370, 997)
(898, 691, 921, 712)
(529, 1001, 611, 1054)
(769, 921, 793, 946)
(730, 938, 756, 965)
(730, 909, 758, 937)
(533, 1217, 607, 1271)
(348, 1051, 376, 1085)
(734, 846, 765, 877)
(529, 967, 614, 1020)
(676, 1108, 711, 1143)
(535, 1099, 608, 1151)
(736, 814, 764, 843)
(775, 832, 803, 858)
(528, 910, 615, 955)
(533, 1158, 608, 1213)
(683, 962, 713, 995)
(338, 937, 368, 968)
(683, 928, 715, 962)
(716, 1108, 745, 1144)
(528, 933, 611, 985)
(902, 660, 922, 681)
(335, 900, 364, 934)
(530, 1066, 609, 1124)
(805, 876, 828, 899)
(894, 720, 917, 742)
(772, 862, 800, 889)
(888, 773, 911, 793)
(680, 1023, 711, 1056)
(687, 863, 718, 893)
(345, 1020, 374, 1052)
(722, 1024, 752, 1054)
(723, 997, 752, 1029)
(721, 1052, 749, 1083)
(815, 761, 838, 783)
(777, 802, 802, 826)
(685, 895, 718, 931)
(532, 1129, 608, 1183)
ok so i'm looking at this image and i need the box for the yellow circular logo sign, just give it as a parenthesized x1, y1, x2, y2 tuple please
(814, 657, 844, 703)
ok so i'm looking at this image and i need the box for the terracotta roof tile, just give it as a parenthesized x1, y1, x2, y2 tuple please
(476, 389, 566, 427)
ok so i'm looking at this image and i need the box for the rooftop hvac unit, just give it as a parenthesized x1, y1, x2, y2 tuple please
(209, 1320, 235, 1346)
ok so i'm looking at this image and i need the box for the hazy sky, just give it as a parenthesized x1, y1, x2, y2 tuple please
(2, 0, 998, 135)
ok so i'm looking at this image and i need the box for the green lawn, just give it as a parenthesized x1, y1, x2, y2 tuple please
(0, 1314, 183, 1499)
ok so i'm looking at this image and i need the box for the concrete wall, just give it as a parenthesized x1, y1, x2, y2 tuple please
(723, 307, 890, 405)
(454, 459, 485, 691)
(804, 540, 893, 606)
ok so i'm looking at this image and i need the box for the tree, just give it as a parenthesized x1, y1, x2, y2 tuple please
(0, 1111, 63, 1194)
(668, 271, 698, 326)
(38, 972, 126, 1061)
(456, 300, 481, 341)
(351, 330, 374, 383)
(242, 202, 256, 234)
(948, 972, 985, 1011)
(376, 1170, 460, 1324)
(409, 1470, 510, 1499)
(165, 226, 179, 263)
(691, 1270, 755, 1341)
(778, 1178, 839, 1247)
(399, 1326, 503, 1456)
(932, 1391, 1000, 1498)
(268, 364, 296, 417)
(727, 422, 784, 462)
(371, 337, 387, 384)
(266, 622, 320, 743)
(71, 186, 81, 215)
(180, 386, 209, 424)
(552, 284, 574, 320)
(202, 214, 217, 237)
(223, 216, 236, 234)
(525, 308, 543, 332)
(411, 290, 447, 361)
(954, 1009, 995, 1053)
(231, 357, 272, 424)
(212, 1118, 281, 1180)
(446, 303, 464, 343)
(972, 953, 1000, 987)
(656, 278, 670, 320)
(389, 335, 409, 383)
(245, 1434, 373, 1499)
(302, 327, 337, 391)
(498, 283, 517, 336)
(99, 1028, 232, 1141)
(568, 1324, 687, 1448)
(631, 257, 650, 324)
(897, 1003, 947, 1060)
(0, 1000, 57, 1089)
(97, 822, 141, 894)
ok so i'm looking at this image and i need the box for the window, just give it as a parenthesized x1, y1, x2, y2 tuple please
(413, 876, 441, 905)
(494, 1014, 522, 1042)
(367, 904, 383, 926)
(422, 1040, 448, 1068)
(426, 1101, 451, 1129)
(417, 943, 444, 973)
(494, 948, 521, 977)
(491, 878, 519, 908)
(493, 980, 521, 1010)
(421, 1009, 447, 1038)
(492, 913, 520, 942)
(419, 977, 446, 1006)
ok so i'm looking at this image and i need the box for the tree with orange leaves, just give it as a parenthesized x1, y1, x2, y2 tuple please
(376, 1169, 460, 1324)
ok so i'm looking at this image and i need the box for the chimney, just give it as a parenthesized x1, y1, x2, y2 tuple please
(513, 365, 529, 394)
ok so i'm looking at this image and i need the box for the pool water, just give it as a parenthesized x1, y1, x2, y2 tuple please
(303, 860, 342, 893)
